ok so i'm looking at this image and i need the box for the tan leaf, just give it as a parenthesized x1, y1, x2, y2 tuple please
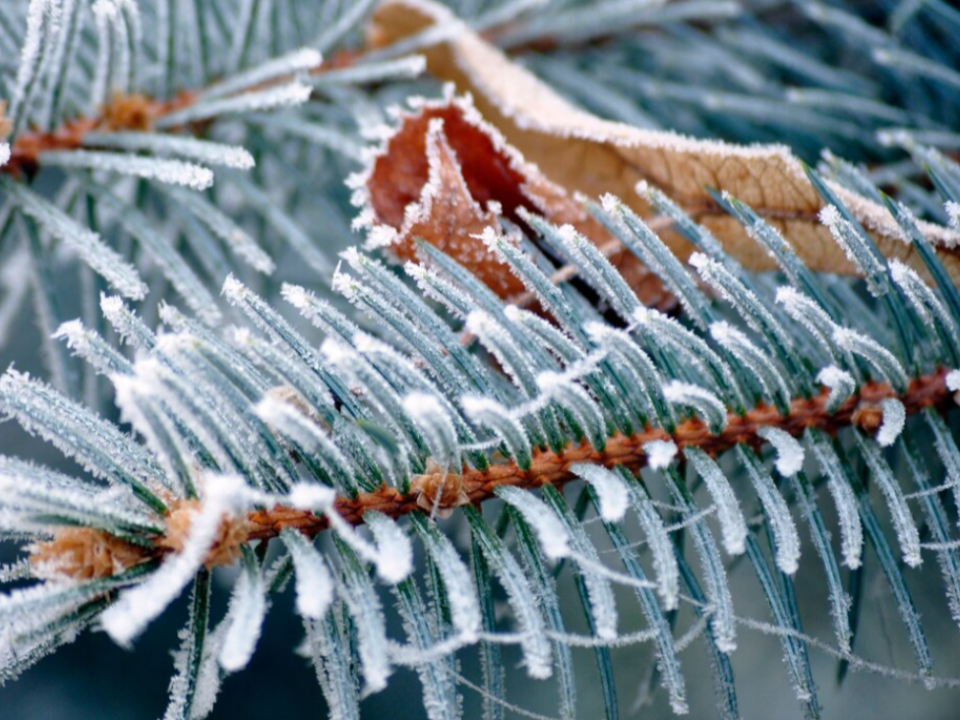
(353, 92, 672, 307)
(367, 0, 960, 284)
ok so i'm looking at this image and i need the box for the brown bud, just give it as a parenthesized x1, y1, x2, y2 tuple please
(102, 92, 156, 132)
(30, 528, 151, 581)
(159, 499, 253, 569)
(411, 461, 471, 518)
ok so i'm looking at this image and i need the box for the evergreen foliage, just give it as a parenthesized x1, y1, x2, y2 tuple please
(1, 1, 960, 718)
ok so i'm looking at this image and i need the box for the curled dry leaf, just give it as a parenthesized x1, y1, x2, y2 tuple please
(366, 0, 960, 284)
(354, 91, 673, 307)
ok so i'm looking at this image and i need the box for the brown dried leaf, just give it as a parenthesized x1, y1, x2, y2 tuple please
(367, 0, 960, 284)
(354, 93, 672, 307)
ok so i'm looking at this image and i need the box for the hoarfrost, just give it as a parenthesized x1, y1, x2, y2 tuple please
(757, 427, 805, 477)
(571, 463, 628, 522)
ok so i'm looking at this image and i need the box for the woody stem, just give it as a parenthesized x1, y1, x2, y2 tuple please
(242, 367, 953, 546)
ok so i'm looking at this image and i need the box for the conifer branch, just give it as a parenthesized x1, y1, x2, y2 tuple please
(1, 49, 371, 179)
(4, 2, 960, 718)
(29, 366, 953, 581)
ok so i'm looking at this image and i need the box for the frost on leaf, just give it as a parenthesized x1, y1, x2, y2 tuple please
(358, 93, 669, 305)
(643, 439, 677, 470)
(876, 398, 906, 447)
(757, 427, 805, 477)
(571, 463, 628, 522)
(947, 369, 960, 405)
(368, 0, 960, 285)
(280, 529, 334, 620)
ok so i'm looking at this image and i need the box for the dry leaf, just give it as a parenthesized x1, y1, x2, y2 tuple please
(353, 92, 673, 307)
(367, 0, 960, 284)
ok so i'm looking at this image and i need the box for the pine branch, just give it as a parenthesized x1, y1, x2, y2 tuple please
(28, 365, 953, 579)
(4, 2, 960, 719)
(261, 365, 955, 526)
(1, 48, 369, 179)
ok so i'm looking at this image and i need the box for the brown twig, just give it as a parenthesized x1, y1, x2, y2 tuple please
(243, 366, 954, 543)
